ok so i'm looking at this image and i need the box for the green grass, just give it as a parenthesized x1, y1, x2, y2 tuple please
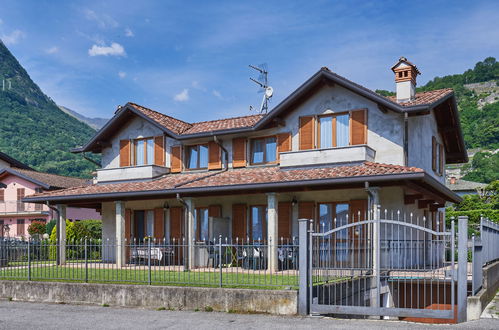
(0, 266, 298, 290)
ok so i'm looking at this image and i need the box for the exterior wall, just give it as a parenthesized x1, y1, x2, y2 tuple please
(101, 116, 165, 170)
(408, 109, 445, 183)
(66, 207, 101, 221)
(0, 159, 10, 169)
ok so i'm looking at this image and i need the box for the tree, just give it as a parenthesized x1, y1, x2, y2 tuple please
(27, 221, 46, 238)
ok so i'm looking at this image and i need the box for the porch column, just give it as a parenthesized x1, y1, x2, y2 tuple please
(267, 193, 278, 273)
(56, 204, 66, 265)
(115, 201, 125, 267)
(185, 198, 195, 270)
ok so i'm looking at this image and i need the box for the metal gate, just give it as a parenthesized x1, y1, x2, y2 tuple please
(308, 209, 456, 319)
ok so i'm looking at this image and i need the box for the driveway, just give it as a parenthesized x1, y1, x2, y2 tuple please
(0, 300, 497, 329)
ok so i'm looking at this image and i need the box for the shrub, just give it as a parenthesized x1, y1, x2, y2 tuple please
(27, 221, 46, 237)
(80, 220, 102, 239)
(45, 220, 56, 235)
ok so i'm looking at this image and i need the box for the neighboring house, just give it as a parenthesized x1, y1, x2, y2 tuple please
(446, 176, 487, 197)
(26, 58, 467, 268)
(0, 155, 101, 239)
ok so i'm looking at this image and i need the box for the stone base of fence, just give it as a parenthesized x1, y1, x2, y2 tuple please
(467, 260, 499, 321)
(0, 280, 297, 315)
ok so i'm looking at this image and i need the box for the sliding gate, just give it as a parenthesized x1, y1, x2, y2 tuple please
(308, 212, 456, 319)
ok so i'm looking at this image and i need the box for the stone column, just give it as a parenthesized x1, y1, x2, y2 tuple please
(56, 204, 67, 265)
(115, 201, 125, 267)
(185, 198, 195, 270)
(267, 193, 278, 273)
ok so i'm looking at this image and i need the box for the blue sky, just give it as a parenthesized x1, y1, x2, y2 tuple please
(1, 0, 498, 122)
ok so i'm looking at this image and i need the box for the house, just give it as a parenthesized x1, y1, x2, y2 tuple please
(446, 176, 487, 197)
(25, 57, 467, 270)
(0, 153, 101, 239)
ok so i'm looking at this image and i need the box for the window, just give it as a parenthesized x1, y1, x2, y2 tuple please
(250, 137, 277, 164)
(317, 202, 350, 262)
(194, 208, 209, 241)
(186, 145, 209, 170)
(17, 219, 25, 236)
(133, 138, 154, 166)
(318, 113, 350, 148)
(250, 206, 267, 241)
(432, 136, 444, 176)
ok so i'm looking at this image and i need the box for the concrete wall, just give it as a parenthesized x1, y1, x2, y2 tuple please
(0, 281, 297, 315)
(467, 260, 499, 320)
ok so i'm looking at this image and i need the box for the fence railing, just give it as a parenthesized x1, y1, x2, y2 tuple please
(0, 237, 298, 289)
(471, 217, 499, 295)
(0, 201, 47, 214)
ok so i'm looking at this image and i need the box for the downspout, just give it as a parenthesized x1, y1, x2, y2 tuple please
(213, 135, 229, 171)
(46, 202, 60, 264)
(403, 112, 409, 166)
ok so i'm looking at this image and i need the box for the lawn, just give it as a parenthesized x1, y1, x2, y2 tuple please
(0, 265, 299, 290)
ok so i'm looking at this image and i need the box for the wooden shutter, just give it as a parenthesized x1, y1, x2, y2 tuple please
(432, 136, 437, 171)
(232, 138, 246, 168)
(208, 205, 221, 218)
(119, 140, 131, 167)
(350, 109, 367, 145)
(350, 200, 367, 222)
(277, 132, 291, 161)
(170, 207, 183, 240)
(170, 146, 182, 173)
(17, 188, 25, 200)
(0, 189, 4, 202)
(278, 202, 292, 240)
(232, 204, 247, 241)
(153, 208, 165, 240)
(298, 202, 315, 220)
(299, 117, 315, 150)
(208, 141, 222, 170)
(154, 136, 165, 166)
(439, 143, 445, 175)
(125, 208, 132, 239)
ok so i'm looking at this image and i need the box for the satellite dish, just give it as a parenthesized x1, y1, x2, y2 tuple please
(265, 86, 273, 98)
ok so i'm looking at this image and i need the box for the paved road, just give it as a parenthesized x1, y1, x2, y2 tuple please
(0, 300, 498, 329)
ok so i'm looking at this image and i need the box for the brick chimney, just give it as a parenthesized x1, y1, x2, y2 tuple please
(391, 57, 420, 103)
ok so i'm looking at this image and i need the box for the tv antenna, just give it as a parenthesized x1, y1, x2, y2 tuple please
(249, 64, 273, 113)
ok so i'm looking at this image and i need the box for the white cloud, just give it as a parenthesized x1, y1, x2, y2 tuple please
(88, 42, 126, 57)
(212, 89, 223, 100)
(118, 71, 126, 78)
(1, 29, 25, 45)
(124, 27, 134, 37)
(83, 9, 118, 29)
(173, 89, 189, 102)
(45, 46, 59, 54)
(191, 80, 206, 92)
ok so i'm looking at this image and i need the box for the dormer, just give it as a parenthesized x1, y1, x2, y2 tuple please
(391, 57, 421, 103)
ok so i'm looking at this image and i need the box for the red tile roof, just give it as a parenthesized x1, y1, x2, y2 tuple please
(128, 103, 192, 134)
(386, 88, 453, 106)
(2, 168, 89, 189)
(29, 162, 423, 199)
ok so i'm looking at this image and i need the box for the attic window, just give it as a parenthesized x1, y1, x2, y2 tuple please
(133, 137, 154, 166)
(186, 144, 209, 170)
(404, 71, 408, 77)
(398, 72, 403, 78)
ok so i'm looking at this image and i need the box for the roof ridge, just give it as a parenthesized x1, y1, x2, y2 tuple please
(127, 102, 193, 127)
(12, 167, 87, 181)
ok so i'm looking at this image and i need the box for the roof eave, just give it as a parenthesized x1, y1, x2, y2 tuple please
(0, 168, 51, 190)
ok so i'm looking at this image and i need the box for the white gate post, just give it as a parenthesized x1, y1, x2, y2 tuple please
(298, 218, 311, 315)
(56, 204, 67, 265)
(457, 216, 468, 323)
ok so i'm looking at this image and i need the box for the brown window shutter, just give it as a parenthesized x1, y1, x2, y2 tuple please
(349, 200, 367, 222)
(278, 202, 292, 240)
(17, 188, 25, 200)
(0, 189, 4, 202)
(298, 202, 315, 220)
(299, 116, 315, 150)
(208, 205, 221, 218)
(125, 209, 132, 239)
(170, 146, 182, 173)
(208, 141, 222, 170)
(439, 143, 444, 175)
(232, 138, 246, 168)
(232, 204, 247, 241)
(153, 208, 164, 240)
(277, 132, 291, 160)
(119, 140, 131, 167)
(432, 136, 437, 171)
(350, 109, 367, 145)
(169, 207, 183, 240)
(154, 136, 165, 166)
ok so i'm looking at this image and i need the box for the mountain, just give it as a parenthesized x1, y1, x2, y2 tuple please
(0, 40, 98, 178)
(58, 105, 108, 130)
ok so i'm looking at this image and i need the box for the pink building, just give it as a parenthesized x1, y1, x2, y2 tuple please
(0, 152, 101, 239)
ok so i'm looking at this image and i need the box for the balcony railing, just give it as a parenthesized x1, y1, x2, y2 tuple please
(0, 201, 49, 215)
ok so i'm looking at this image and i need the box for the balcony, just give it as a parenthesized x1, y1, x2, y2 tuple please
(279, 145, 376, 168)
(96, 165, 170, 183)
(0, 201, 50, 216)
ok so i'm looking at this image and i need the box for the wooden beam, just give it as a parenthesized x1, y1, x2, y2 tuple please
(429, 203, 445, 212)
(404, 181, 446, 205)
(418, 199, 433, 209)
(404, 194, 423, 205)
